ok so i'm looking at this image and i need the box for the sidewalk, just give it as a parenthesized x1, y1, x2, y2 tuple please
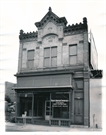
(5, 122, 102, 132)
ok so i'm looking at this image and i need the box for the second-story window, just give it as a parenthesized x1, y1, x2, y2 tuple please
(27, 50, 34, 69)
(44, 47, 57, 67)
(69, 44, 77, 65)
(44, 48, 50, 67)
(51, 47, 57, 67)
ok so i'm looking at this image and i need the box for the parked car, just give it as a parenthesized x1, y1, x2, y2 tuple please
(8, 105, 15, 112)
(5, 101, 8, 112)
(5, 102, 16, 123)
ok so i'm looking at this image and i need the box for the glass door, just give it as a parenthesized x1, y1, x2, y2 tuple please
(45, 100, 50, 120)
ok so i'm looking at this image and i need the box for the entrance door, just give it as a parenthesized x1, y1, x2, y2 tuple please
(74, 98, 84, 124)
(45, 101, 50, 120)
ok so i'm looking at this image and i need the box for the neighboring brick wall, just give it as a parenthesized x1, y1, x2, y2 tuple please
(5, 81, 16, 103)
(90, 79, 102, 128)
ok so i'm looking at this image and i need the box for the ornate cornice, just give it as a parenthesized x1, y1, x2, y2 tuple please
(15, 69, 74, 77)
(64, 17, 88, 34)
(19, 30, 38, 40)
(19, 9, 88, 40)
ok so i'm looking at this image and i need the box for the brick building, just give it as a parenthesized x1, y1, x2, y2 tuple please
(12, 7, 102, 127)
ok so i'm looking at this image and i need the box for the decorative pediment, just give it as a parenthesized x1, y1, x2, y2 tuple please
(42, 34, 58, 45)
(35, 7, 67, 29)
(42, 22, 58, 37)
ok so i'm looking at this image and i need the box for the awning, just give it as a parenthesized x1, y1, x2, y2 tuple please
(12, 85, 73, 89)
(12, 85, 73, 92)
(90, 70, 103, 78)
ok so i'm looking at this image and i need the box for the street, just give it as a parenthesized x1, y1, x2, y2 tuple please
(5, 122, 102, 132)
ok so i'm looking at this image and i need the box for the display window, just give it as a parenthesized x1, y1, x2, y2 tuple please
(51, 93, 69, 119)
(20, 97, 32, 116)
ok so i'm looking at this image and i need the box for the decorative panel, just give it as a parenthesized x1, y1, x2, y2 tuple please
(43, 22, 58, 37)
(17, 74, 72, 88)
(74, 92, 84, 98)
(35, 78, 50, 87)
(51, 76, 70, 86)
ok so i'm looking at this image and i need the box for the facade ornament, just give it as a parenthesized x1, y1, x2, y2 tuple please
(83, 17, 87, 24)
(49, 7, 52, 12)
(20, 29, 24, 35)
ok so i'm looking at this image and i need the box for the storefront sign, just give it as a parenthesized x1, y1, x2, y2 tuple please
(51, 100, 68, 102)
(52, 100, 68, 107)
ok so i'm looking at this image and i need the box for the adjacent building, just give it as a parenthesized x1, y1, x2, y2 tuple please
(5, 81, 16, 103)
(12, 7, 102, 127)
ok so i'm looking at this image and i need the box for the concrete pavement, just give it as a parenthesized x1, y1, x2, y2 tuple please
(5, 122, 102, 132)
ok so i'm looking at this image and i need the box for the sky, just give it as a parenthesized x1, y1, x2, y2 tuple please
(0, 0, 106, 133)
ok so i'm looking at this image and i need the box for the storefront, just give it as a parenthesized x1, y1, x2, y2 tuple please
(15, 87, 72, 126)
(13, 71, 85, 126)
(11, 69, 102, 128)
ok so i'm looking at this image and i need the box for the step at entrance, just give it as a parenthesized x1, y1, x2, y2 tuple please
(71, 125, 88, 128)
(33, 119, 49, 126)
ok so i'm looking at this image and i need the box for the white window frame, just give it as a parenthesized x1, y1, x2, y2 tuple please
(27, 50, 34, 69)
(69, 44, 77, 65)
(44, 47, 57, 67)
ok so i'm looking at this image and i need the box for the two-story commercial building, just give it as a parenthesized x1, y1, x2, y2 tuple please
(12, 7, 102, 127)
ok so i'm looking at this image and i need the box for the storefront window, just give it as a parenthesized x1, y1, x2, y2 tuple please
(51, 93, 69, 119)
(33, 95, 44, 117)
(20, 97, 32, 116)
(34, 100, 43, 116)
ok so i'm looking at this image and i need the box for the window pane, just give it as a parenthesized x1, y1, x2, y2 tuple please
(51, 47, 57, 57)
(22, 50, 26, 68)
(70, 56, 77, 65)
(69, 45, 77, 55)
(28, 50, 34, 59)
(51, 57, 57, 67)
(44, 58, 50, 67)
(44, 48, 50, 57)
(28, 60, 34, 68)
(20, 97, 32, 116)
